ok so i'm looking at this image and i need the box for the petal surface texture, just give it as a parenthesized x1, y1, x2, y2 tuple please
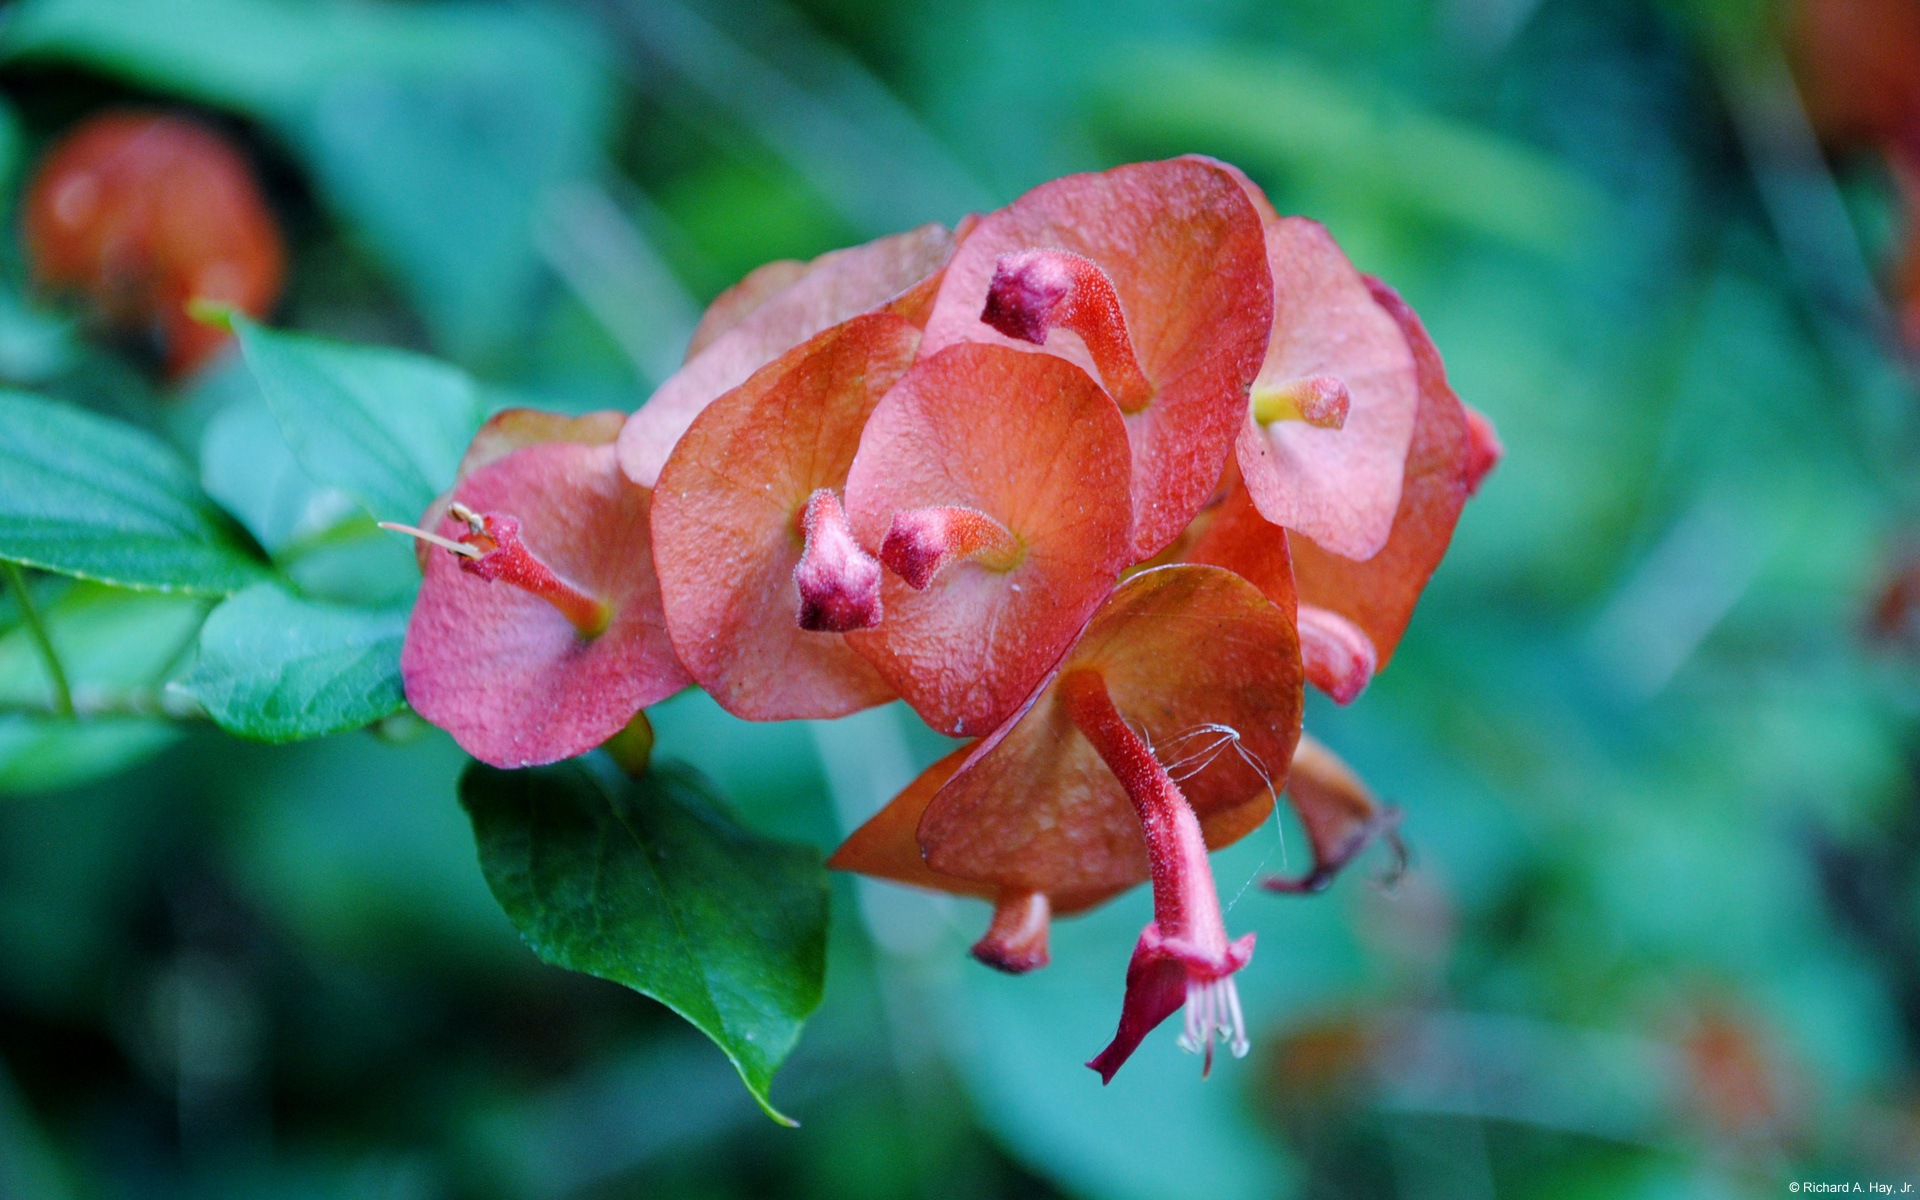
(402, 442, 688, 767)
(652, 314, 918, 719)
(920, 159, 1273, 560)
(845, 343, 1134, 738)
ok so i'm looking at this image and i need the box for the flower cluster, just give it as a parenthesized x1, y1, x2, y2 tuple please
(393, 156, 1500, 1081)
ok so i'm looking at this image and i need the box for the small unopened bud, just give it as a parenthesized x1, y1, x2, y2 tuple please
(971, 890, 1051, 974)
(795, 489, 883, 632)
(1298, 605, 1377, 705)
(1264, 733, 1406, 895)
(980, 249, 1155, 412)
(982, 250, 1076, 345)
(602, 711, 655, 779)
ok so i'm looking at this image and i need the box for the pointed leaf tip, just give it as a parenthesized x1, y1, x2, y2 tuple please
(460, 757, 828, 1124)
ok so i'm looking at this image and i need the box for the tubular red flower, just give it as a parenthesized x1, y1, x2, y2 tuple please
(447, 506, 610, 637)
(835, 566, 1304, 1078)
(1061, 668, 1256, 1082)
(880, 505, 1022, 590)
(980, 249, 1155, 412)
(972, 890, 1052, 974)
(399, 441, 687, 768)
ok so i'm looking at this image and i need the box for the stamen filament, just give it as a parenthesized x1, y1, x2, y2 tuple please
(379, 521, 483, 559)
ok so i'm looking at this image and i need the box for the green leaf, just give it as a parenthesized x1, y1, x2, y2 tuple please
(0, 391, 268, 594)
(231, 318, 484, 523)
(177, 583, 407, 743)
(196, 364, 358, 555)
(460, 757, 828, 1124)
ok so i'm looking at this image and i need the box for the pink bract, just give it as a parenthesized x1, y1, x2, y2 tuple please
(843, 342, 1133, 738)
(401, 441, 687, 768)
(1290, 279, 1493, 668)
(1217, 162, 1420, 562)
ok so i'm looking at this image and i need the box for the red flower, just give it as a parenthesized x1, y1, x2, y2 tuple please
(1221, 164, 1421, 563)
(650, 313, 920, 719)
(842, 343, 1135, 736)
(835, 565, 1304, 1078)
(22, 110, 285, 379)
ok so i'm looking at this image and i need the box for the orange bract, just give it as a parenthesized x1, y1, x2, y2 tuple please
(920, 158, 1273, 561)
(22, 110, 284, 380)
(617, 224, 956, 486)
(651, 313, 920, 720)
(401, 442, 687, 768)
(843, 343, 1134, 737)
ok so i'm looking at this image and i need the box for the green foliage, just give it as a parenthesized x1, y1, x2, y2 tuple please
(178, 583, 407, 743)
(1091, 43, 1606, 260)
(231, 317, 484, 524)
(0, 391, 268, 595)
(460, 757, 830, 1125)
(0, 582, 208, 791)
(3, 0, 615, 356)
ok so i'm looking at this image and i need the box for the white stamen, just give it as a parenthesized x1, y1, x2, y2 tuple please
(1175, 975, 1251, 1073)
(378, 521, 483, 559)
(447, 502, 486, 535)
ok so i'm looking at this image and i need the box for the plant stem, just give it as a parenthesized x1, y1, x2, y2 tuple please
(4, 562, 74, 718)
(0, 689, 204, 721)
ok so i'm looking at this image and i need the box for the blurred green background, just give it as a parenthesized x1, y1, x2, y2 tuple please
(3, 0, 1920, 1196)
